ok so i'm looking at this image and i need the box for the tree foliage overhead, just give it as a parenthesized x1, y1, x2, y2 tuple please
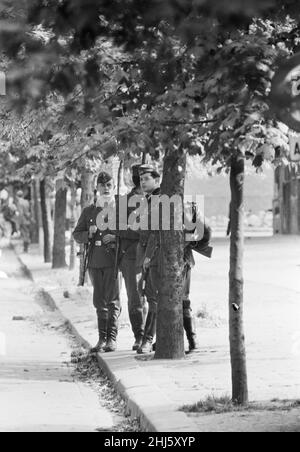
(1, 0, 300, 183)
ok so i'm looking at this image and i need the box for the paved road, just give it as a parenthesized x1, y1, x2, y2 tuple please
(190, 236, 300, 401)
(0, 247, 117, 432)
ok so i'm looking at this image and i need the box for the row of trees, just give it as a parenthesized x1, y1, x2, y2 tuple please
(1, 0, 300, 404)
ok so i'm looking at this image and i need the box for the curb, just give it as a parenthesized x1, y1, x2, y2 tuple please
(15, 248, 200, 432)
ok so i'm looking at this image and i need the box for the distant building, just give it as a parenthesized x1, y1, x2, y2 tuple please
(273, 164, 300, 235)
(185, 161, 274, 236)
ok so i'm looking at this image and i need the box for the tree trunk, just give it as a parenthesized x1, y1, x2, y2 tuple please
(78, 170, 95, 285)
(40, 178, 52, 263)
(81, 170, 95, 209)
(142, 150, 147, 164)
(155, 146, 186, 360)
(229, 155, 248, 405)
(69, 182, 77, 270)
(52, 179, 67, 269)
(30, 179, 40, 244)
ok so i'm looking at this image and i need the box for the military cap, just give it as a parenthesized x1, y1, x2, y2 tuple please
(97, 171, 113, 185)
(139, 164, 160, 179)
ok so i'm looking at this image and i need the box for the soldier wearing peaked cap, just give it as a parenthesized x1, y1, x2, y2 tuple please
(116, 165, 147, 351)
(139, 164, 160, 179)
(73, 171, 121, 354)
(97, 172, 113, 185)
(136, 164, 162, 354)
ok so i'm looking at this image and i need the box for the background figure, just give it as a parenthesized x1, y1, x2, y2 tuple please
(1, 196, 18, 237)
(15, 190, 31, 253)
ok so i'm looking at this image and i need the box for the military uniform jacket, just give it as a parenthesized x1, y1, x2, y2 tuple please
(135, 193, 213, 269)
(136, 187, 161, 268)
(73, 203, 116, 269)
(117, 188, 141, 261)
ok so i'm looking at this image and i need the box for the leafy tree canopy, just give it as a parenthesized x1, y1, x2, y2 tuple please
(0, 0, 299, 183)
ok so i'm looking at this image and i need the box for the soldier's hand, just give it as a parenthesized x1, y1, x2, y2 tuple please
(89, 225, 98, 238)
(143, 257, 151, 271)
(103, 234, 116, 245)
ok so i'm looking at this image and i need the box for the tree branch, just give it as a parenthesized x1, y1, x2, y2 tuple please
(156, 119, 217, 126)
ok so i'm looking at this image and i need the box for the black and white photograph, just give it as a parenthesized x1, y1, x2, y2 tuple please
(0, 0, 299, 436)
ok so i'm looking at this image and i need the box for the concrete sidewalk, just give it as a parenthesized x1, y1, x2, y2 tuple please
(0, 247, 123, 432)
(13, 237, 300, 432)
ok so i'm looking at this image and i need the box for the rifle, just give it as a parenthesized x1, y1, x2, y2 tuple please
(79, 242, 90, 287)
(187, 203, 213, 259)
(137, 266, 149, 304)
(79, 204, 97, 287)
(138, 242, 159, 302)
(79, 227, 99, 286)
(114, 159, 123, 280)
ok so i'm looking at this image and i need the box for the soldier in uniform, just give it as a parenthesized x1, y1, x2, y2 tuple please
(136, 164, 161, 354)
(183, 203, 213, 352)
(73, 172, 121, 353)
(140, 194, 213, 355)
(117, 165, 146, 351)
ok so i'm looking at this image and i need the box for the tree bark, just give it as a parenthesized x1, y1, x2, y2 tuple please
(30, 179, 40, 244)
(81, 170, 95, 209)
(155, 146, 186, 360)
(69, 182, 77, 270)
(40, 178, 52, 263)
(229, 155, 248, 405)
(142, 150, 147, 164)
(78, 170, 95, 285)
(52, 179, 67, 269)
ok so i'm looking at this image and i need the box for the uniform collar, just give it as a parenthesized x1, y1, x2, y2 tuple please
(96, 196, 116, 208)
(130, 186, 143, 196)
(146, 187, 161, 200)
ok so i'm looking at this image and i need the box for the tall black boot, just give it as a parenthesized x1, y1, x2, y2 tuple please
(90, 315, 108, 353)
(130, 312, 145, 351)
(137, 311, 157, 354)
(184, 316, 199, 353)
(105, 305, 121, 353)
